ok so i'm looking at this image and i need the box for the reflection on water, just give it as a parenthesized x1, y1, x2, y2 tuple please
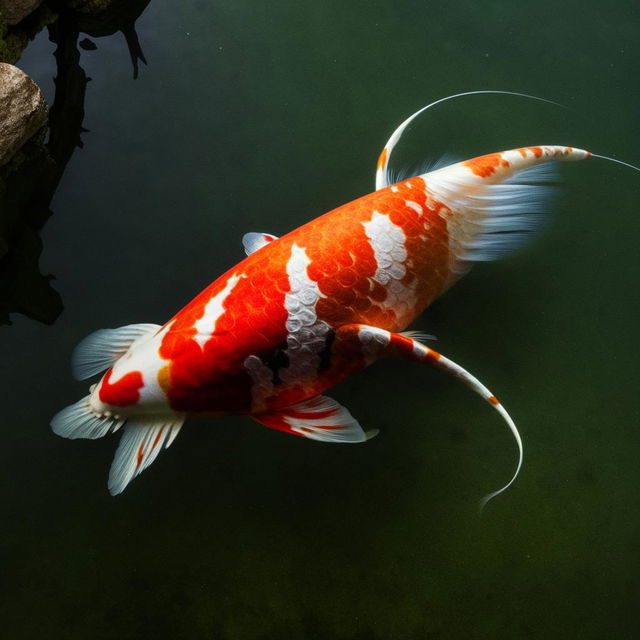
(51, 0, 151, 78)
(0, 0, 151, 325)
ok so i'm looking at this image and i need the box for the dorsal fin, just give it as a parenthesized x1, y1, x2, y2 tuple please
(424, 146, 589, 269)
(242, 232, 278, 256)
(72, 323, 161, 381)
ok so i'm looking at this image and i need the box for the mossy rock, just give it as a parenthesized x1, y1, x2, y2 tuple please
(0, 32, 29, 64)
(0, 5, 57, 63)
(0, 14, 28, 64)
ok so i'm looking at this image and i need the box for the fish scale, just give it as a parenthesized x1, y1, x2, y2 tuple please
(105, 143, 574, 414)
(131, 177, 451, 415)
(52, 92, 633, 499)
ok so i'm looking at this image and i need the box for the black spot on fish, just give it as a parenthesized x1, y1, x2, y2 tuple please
(318, 328, 336, 373)
(261, 342, 289, 385)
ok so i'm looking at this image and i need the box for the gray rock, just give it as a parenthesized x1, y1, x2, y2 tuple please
(0, 1, 44, 26)
(0, 62, 47, 166)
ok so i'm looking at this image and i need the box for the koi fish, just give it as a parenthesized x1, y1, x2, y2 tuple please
(51, 91, 637, 501)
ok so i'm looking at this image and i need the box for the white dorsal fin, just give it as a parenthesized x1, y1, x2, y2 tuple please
(72, 323, 161, 381)
(252, 395, 378, 443)
(51, 395, 125, 439)
(242, 232, 278, 256)
(108, 415, 185, 495)
(426, 159, 560, 268)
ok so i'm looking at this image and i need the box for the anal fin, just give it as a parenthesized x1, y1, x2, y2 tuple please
(72, 323, 161, 381)
(253, 395, 377, 443)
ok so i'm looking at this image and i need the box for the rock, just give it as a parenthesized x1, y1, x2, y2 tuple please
(0, 1, 44, 26)
(0, 63, 47, 166)
(0, 5, 57, 64)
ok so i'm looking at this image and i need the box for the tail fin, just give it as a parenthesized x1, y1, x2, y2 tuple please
(51, 395, 124, 439)
(423, 146, 590, 274)
(51, 398, 184, 494)
(108, 416, 184, 495)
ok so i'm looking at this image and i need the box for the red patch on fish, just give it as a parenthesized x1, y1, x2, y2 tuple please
(99, 369, 144, 406)
(93, 145, 589, 419)
(377, 147, 388, 172)
(147, 174, 457, 414)
(464, 153, 510, 178)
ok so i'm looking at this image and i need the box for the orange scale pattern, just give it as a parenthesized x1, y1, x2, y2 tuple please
(147, 175, 456, 414)
(464, 152, 511, 178)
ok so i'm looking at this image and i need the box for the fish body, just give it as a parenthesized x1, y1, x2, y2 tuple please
(93, 145, 587, 419)
(53, 108, 593, 496)
(95, 174, 446, 419)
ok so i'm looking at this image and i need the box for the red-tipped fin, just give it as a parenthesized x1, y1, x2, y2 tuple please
(242, 232, 278, 256)
(253, 395, 377, 443)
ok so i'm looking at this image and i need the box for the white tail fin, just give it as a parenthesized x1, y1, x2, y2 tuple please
(72, 323, 160, 381)
(51, 395, 124, 439)
(51, 397, 185, 495)
(108, 415, 184, 495)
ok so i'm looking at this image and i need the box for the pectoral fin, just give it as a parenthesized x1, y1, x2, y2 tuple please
(336, 323, 522, 509)
(252, 395, 378, 443)
(242, 232, 278, 256)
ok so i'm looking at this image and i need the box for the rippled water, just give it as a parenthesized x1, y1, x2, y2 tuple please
(3, 1, 640, 638)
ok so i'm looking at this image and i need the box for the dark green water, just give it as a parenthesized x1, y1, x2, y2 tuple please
(3, 1, 640, 638)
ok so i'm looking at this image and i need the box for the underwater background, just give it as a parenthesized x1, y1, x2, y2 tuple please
(2, 0, 639, 638)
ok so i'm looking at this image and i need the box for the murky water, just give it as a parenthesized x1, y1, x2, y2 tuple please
(2, 1, 640, 638)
